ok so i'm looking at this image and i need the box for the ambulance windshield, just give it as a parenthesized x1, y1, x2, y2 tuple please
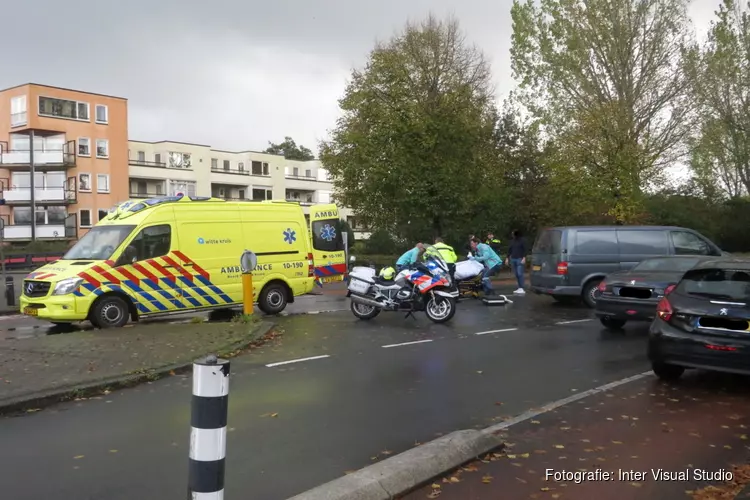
(63, 225, 136, 260)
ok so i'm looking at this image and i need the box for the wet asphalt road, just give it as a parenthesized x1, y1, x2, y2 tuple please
(0, 292, 651, 500)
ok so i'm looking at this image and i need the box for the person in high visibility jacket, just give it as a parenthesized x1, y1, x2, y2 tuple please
(433, 237, 457, 280)
(485, 233, 503, 255)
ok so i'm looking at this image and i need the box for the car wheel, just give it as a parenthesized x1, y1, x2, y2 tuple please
(652, 361, 684, 381)
(258, 283, 288, 315)
(90, 296, 130, 329)
(582, 280, 602, 308)
(600, 316, 626, 330)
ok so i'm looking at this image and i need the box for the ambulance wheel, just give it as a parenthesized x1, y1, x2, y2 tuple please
(258, 283, 288, 315)
(90, 295, 130, 328)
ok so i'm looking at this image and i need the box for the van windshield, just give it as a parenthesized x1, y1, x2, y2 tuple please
(533, 230, 562, 254)
(63, 225, 136, 260)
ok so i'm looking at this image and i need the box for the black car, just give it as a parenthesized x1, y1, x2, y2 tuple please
(595, 256, 715, 330)
(648, 258, 750, 381)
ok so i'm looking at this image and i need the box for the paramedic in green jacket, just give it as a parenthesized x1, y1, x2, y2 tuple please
(396, 243, 424, 272)
(469, 237, 502, 295)
(432, 237, 457, 280)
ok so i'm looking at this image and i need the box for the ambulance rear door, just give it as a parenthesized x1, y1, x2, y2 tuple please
(308, 204, 346, 284)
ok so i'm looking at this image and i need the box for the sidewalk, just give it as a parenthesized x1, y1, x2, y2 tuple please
(401, 374, 750, 500)
(0, 318, 275, 413)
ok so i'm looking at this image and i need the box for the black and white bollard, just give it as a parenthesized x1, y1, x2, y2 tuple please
(189, 354, 230, 499)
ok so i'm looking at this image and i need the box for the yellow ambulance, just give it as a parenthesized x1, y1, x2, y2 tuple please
(19, 196, 347, 328)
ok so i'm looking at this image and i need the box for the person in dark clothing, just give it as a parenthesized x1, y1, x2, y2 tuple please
(485, 233, 503, 255)
(465, 234, 476, 257)
(505, 229, 527, 295)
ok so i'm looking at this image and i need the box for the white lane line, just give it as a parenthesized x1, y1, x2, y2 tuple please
(483, 371, 653, 434)
(556, 318, 593, 325)
(475, 328, 519, 336)
(265, 355, 330, 368)
(382, 339, 434, 349)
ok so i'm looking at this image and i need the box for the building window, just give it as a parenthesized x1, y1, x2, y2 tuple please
(238, 189, 245, 199)
(169, 152, 191, 169)
(168, 179, 196, 197)
(97, 174, 110, 193)
(95, 104, 108, 124)
(78, 138, 90, 156)
(38, 96, 89, 121)
(10, 96, 27, 127)
(252, 188, 272, 200)
(223, 160, 230, 170)
(12, 171, 64, 189)
(211, 158, 218, 169)
(137, 151, 145, 162)
(79, 209, 92, 228)
(155, 153, 162, 164)
(293, 167, 299, 176)
(252, 161, 270, 176)
(305, 169, 312, 178)
(79, 173, 92, 192)
(238, 162, 244, 171)
(96, 139, 109, 158)
(13, 207, 66, 226)
(98, 209, 108, 221)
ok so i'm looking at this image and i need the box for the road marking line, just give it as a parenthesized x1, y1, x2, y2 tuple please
(555, 319, 593, 325)
(475, 328, 519, 335)
(266, 355, 330, 368)
(382, 339, 433, 348)
(483, 371, 653, 434)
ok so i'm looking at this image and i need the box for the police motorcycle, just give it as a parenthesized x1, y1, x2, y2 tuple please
(346, 246, 460, 323)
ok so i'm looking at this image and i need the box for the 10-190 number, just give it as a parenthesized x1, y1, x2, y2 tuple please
(283, 262, 304, 269)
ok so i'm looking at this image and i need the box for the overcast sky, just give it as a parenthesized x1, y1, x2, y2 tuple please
(2, 0, 722, 155)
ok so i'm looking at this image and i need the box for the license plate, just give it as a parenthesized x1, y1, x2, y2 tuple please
(532, 265, 541, 271)
(321, 275, 344, 283)
(23, 307, 38, 316)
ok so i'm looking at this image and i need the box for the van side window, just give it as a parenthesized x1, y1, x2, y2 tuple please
(532, 230, 562, 254)
(127, 225, 172, 262)
(575, 230, 618, 255)
(312, 218, 344, 252)
(617, 230, 669, 255)
(670, 231, 712, 255)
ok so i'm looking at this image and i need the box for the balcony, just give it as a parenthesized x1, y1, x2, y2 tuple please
(0, 141, 76, 170)
(211, 166, 249, 176)
(3, 187, 76, 205)
(0, 214, 77, 241)
(128, 158, 167, 168)
(129, 191, 165, 199)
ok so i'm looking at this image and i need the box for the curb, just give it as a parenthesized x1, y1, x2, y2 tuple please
(288, 372, 653, 500)
(0, 320, 276, 416)
(286, 430, 505, 500)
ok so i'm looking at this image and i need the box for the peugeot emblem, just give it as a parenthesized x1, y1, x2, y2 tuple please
(720, 308, 728, 315)
(25, 283, 34, 295)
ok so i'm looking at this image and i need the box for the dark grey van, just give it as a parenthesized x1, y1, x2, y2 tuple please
(530, 226, 724, 308)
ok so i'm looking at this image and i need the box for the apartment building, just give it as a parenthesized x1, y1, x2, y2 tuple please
(127, 140, 370, 238)
(0, 83, 128, 241)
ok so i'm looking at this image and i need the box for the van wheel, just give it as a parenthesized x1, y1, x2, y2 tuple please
(582, 280, 602, 308)
(90, 296, 130, 328)
(258, 283, 288, 315)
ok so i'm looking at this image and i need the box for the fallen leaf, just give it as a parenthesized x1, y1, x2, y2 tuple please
(520, 453, 530, 458)
(581, 439, 591, 443)
(73, 455, 84, 459)
(740, 435, 748, 440)
(26, 408, 41, 413)
(516, 477, 527, 483)
(507, 454, 517, 459)
(431, 483, 441, 489)
(554, 445, 565, 449)
(541, 487, 550, 491)
(630, 482, 642, 488)
(531, 420, 541, 424)
(169, 370, 176, 376)
(481, 475, 493, 484)
(449, 476, 460, 483)
(606, 417, 614, 421)
(551, 494, 560, 499)
(270, 413, 279, 418)
(109, 449, 118, 453)
(344, 470, 357, 475)
(495, 402, 503, 406)
(724, 445, 732, 449)
(611, 441, 623, 445)
(463, 464, 479, 472)
(427, 490, 441, 498)
(534, 450, 547, 454)
(689, 432, 701, 438)
(381, 450, 392, 456)
(476, 371, 483, 374)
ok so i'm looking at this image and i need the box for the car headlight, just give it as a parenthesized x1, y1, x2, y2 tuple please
(52, 277, 84, 296)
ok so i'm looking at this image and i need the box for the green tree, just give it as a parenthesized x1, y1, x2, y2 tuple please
(510, 0, 693, 222)
(684, 0, 750, 198)
(319, 15, 499, 239)
(264, 136, 315, 161)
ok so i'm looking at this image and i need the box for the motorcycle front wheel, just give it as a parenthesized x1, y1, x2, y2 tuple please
(425, 294, 456, 323)
(351, 300, 381, 320)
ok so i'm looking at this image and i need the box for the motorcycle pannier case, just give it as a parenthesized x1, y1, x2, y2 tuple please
(348, 266, 376, 295)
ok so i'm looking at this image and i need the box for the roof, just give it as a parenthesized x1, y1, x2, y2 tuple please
(0, 82, 127, 100)
(692, 258, 750, 271)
